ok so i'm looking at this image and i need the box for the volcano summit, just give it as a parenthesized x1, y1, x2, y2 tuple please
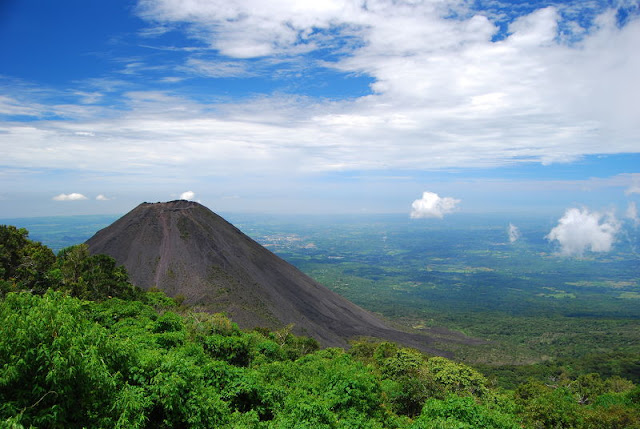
(87, 200, 453, 352)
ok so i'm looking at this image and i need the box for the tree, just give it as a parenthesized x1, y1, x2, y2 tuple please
(425, 357, 489, 398)
(0, 226, 56, 295)
(0, 225, 29, 281)
(55, 244, 142, 300)
(571, 373, 606, 405)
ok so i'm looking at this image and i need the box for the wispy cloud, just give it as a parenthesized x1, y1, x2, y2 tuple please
(158, 76, 186, 83)
(626, 201, 639, 224)
(626, 174, 640, 195)
(2, 1, 638, 179)
(52, 193, 88, 201)
(546, 207, 620, 256)
(73, 91, 103, 104)
(410, 191, 460, 219)
(183, 58, 254, 78)
(0, 95, 45, 117)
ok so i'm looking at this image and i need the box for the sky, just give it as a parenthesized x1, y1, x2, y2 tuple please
(1, 0, 639, 224)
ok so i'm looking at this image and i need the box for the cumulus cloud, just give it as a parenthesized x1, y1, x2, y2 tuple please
(96, 194, 112, 201)
(180, 190, 195, 200)
(410, 191, 460, 219)
(508, 223, 521, 243)
(546, 208, 620, 256)
(52, 193, 88, 201)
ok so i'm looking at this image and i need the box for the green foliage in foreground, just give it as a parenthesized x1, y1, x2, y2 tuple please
(1, 225, 639, 428)
(1, 291, 638, 428)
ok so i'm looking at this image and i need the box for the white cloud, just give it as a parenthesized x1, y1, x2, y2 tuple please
(183, 58, 253, 78)
(132, 1, 640, 172)
(0, 95, 45, 117)
(508, 223, 521, 243)
(52, 193, 88, 201)
(626, 174, 640, 195)
(410, 191, 460, 219)
(1, 2, 639, 200)
(136, 0, 353, 58)
(180, 190, 195, 200)
(546, 207, 620, 256)
(159, 76, 186, 83)
(96, 194, 112, 201)
(626, 201, 639, 224)
(74, 91, 103, 104)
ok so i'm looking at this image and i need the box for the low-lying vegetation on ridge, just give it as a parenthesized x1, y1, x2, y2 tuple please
(1, 225, 639, 428)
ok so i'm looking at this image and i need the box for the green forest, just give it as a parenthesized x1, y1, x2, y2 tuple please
(1, 225, 639, 428)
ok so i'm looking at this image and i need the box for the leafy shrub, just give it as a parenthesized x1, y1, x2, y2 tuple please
(426, 357, 489, 398)
(412, 395, 521, 429)
(0, 292, 121, 427)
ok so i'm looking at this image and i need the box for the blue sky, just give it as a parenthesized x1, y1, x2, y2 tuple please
(1, 0, 639, 221)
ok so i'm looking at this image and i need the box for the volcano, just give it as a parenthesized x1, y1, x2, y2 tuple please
(87, 200, 453, 352)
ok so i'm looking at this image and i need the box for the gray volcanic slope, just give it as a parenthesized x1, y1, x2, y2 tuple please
(86, 200, 451, 353)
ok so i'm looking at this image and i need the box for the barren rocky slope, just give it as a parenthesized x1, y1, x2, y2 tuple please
(87, 200, 462, 352)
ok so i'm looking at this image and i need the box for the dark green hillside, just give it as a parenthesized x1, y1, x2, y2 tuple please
(1, 225, 639, 428)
